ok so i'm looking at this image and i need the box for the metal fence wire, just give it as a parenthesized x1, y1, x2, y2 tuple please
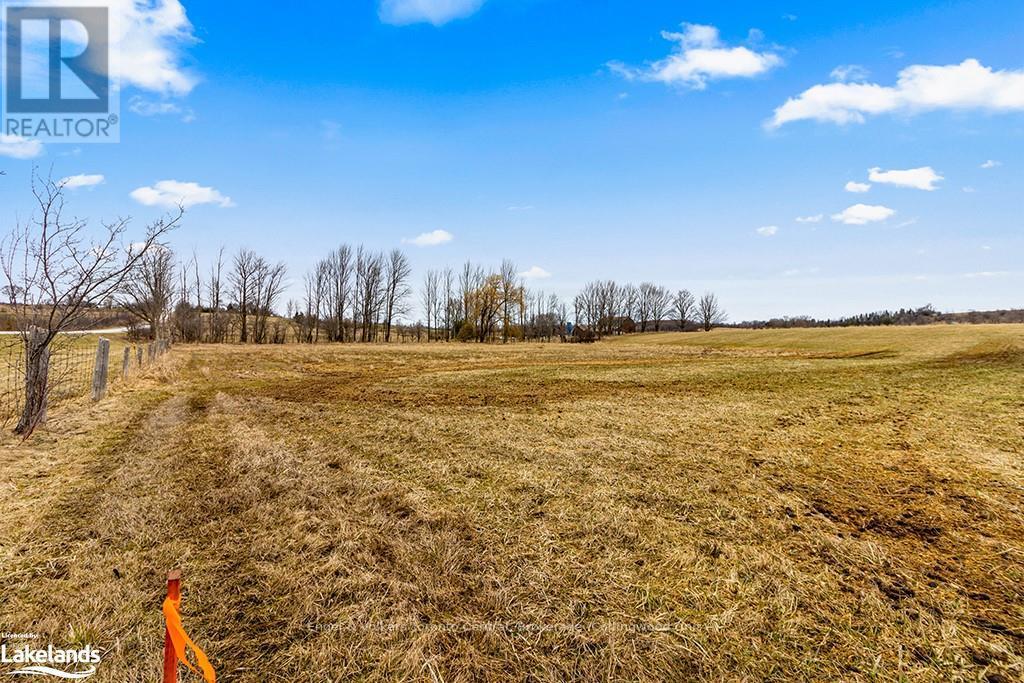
(0, 336, 148, 427)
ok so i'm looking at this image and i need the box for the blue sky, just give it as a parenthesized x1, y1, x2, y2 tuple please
(1, 0, 1022, 321)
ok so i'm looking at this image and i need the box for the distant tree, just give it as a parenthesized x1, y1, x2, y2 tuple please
(421, 269, 440, 342)
(324, 244, 353, 342)
(355, 247, 385, 342)
(230, 249, 258, 342)
(649, 285, 672, 332)
(250, 258, 287, 343)
(120, 246, 176, 341)
(206, 247, 228, 343)
(498, 259, 521, 343)
(699, 292, 726, 331)
(636, 283, 651, 332)
(673, 289, 695, 331)
(442, 267, 455, 341)
(383, 249, 411, 342)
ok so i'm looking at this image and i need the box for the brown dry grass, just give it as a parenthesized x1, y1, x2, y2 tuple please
(1, 325, 1023, 681)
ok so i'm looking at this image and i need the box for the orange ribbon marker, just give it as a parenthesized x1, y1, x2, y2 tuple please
(162, 570, 217, 683)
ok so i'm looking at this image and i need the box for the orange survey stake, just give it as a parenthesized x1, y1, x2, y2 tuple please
(162, 570, 216, 683)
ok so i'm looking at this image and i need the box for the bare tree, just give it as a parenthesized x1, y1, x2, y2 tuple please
(324, 244, 352, 342)
(251, 258, 287, 343)
(699, 291, 726, 332)
(207, 247, 227, 343)
(120, 246, 176, 341)
(442, 267, 454, 341)
(637, 282, 655, 332)
(673, 289, 695, 331)
(649, 285, 672, 332)
(301, 259, 328, 343)
(498, 259, 521, 343)
(0, 174, 181, 433)
(421, 269, 440, 342)
(355, 247, 385, 342)
(230, 249, 258, 343)
(383, 249, 411, 342)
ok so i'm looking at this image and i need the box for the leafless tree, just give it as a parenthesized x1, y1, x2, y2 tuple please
(442, 267, 455, 341)
(251, 258, 287, 343)
(621, 283, 638, 323)
(207, 247, 228, 343)
(120, 246, 176, 341)
(0, 173, 181, 434)
(301, 259, 329, 343)
(383, 249, 411, 342)
(230, 249, 258, 343)
(637, 282, 656, 332)
(421, 269, 440, 342)
(673, 289, 695, 331)
(498, 259, 521, 343)
(699, 291, 726, 331)
(649, 285, 672, 332)
(324, 244, 352, 342)
(355, 247, 385, 342)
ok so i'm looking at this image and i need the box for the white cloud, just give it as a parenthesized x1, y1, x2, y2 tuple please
(403, 229, 453, 247)
(111, 0, 199, 95)
(130, 180, 234, 208)
(964, 271, 1010, 279)
(0, 134, 43, 159)
(868, 166, 943, 191)
(830, 64, 869, 82)
(962, 186, 975, 193)
(519, 266, 551, 280)
(60, 174, 105, 189)
(831, 204, 896, 225)
(795, 214, 823, 223)
(768, 59, 1024, 128)
(128, 96, 195, 121)
(756, 225, 778, 237)
(379, 0, 484, 26)
(980, 159, 1001, 169)
(609, 22, 782, 90)
(845, 181, 871, 193)
(506, 205, 534, 211)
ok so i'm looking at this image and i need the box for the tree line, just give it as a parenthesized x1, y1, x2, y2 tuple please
(0, 174, 726, 431)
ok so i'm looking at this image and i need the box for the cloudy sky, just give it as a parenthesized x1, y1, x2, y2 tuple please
(0, 0, 1021, 320)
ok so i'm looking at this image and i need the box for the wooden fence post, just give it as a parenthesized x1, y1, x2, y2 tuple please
(148, 342, 156, 362)
(163, 569, 181, 683)
(122, 347, 131, 380)
(136, 345, 143, 368)
(91, 337, 110, 401)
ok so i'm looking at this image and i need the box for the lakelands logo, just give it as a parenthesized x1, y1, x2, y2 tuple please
(1, 643, 101, 679)
(2, 1, 120, 142)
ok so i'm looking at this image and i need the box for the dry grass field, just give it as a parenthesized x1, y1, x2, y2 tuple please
(1, 325, 1022, 681)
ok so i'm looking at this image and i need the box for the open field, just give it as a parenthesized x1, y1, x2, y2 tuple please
(1, 325, 1022, 681)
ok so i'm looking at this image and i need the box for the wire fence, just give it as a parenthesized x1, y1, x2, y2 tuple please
(0, 335, 166, 428)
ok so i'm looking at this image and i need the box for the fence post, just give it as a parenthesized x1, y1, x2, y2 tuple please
(148, 342, 156, 362)
(17, 326, 51, 431)
(91, 337, 110, 401)
(122, 347, 131, 380)
(136, 345, 143, 368)
(162, 569, 181, 683)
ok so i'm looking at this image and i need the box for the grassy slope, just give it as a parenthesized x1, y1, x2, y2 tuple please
(1, 325, 1022, 682)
